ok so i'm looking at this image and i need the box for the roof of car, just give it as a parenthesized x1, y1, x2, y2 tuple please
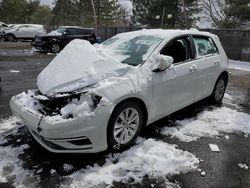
(115, 28, 216, 39)
(60, 26, 94, 30)
(9, 24, 43, 28)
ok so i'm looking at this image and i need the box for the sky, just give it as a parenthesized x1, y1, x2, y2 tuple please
(40, 0, 54, 7)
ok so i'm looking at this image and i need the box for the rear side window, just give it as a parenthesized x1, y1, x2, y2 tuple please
(82, 29, 93, 35)
(193, 36, 219, 57)
(67, 29, 79, 35)
(67, 28, 92, 35)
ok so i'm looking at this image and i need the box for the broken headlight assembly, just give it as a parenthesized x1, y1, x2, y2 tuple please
(34, 90, 102, 119)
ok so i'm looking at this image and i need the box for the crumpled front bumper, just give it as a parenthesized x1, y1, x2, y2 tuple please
(10, 96, 113, 153)
(31, 41, 47, 52)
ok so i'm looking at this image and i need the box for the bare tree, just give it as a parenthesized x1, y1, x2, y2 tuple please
(199, 0, 249, 28)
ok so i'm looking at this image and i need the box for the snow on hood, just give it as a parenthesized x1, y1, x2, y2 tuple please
(47, 30, 62, 36)
(37, 39, 130, 96)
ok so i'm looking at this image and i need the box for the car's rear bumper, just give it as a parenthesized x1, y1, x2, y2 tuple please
(10, 96, 111, 153)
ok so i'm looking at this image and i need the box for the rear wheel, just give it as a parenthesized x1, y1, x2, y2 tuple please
(107, 101, 143, 151)
(50, 43, 61, 53)
(209, 76, 227, 105)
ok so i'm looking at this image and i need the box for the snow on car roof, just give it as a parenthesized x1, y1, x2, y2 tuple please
(114, 28, 214, 39)
(60, 26, 94, 30)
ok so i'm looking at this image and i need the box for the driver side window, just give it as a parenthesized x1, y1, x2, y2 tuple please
(161, 36, 192, 64)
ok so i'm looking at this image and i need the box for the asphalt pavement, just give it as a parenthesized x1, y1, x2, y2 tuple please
(0, 42, 250, 188)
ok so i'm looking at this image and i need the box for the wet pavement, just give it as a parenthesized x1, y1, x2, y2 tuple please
(0, 44, 250, 188)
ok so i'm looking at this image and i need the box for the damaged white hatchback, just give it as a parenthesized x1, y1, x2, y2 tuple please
(10, 29, 228, 153)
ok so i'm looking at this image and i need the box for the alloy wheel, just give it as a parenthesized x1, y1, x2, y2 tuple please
(113, 108, 140, 144)
(214, 79, 225, 102)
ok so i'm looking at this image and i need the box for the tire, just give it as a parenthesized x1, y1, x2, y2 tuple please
(107, 101, 144, 151)
(50, 43, 61, 53)
(6, 34, 16, 42)
(209, 75, 227, 105)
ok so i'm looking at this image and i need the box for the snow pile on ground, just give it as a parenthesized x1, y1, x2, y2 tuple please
(0, 117, 19, 134)
(238, 163, 249, 170)
(161, 106, 250, 142)
(209, 144, 220, 152)
(229, 59, 250, 72)
(0, 117, 38, 186)
(63, 164, 74, 172)
(69, 138, 199, 187)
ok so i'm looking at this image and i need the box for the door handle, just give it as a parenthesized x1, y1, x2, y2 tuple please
(214, 61, 220, 65)
(189, 65, 197, 72)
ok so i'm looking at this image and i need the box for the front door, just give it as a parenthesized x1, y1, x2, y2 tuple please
(152, 36, 198, 119)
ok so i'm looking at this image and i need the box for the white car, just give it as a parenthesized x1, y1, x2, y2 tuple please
(10, 29, 228, 153)
(4, 24, 46, 41)
(0, 22, 9, 38)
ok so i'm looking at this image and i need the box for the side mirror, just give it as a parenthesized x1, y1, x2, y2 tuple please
(63, 31, 68, 35)
(153, 55, 173, 72)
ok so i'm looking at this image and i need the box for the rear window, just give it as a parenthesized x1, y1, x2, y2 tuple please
(193, 36, 219, 57)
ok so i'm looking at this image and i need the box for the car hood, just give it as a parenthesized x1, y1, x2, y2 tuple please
(37, 39, 130, 96)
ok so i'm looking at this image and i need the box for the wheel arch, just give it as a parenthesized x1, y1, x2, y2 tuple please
(5, 33, 16, 40)
(219, 71, 229, 85)
(49, 38, 61, 45)
(109, 97, 149, 128)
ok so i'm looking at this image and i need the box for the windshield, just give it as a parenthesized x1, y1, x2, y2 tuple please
(48, 27, 66, 35)
(102, 35, 163, 66)
(56, 27, 66, 34)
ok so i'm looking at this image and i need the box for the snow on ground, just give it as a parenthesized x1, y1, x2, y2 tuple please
(229, 59, 250, 72)
(0, 116, 19, 135)
(161, 104, 250, 142)
(0, 117, 199, 187)
(238, 163, 249, 170)
(69, 138, 199, 188)
(0, 117, 39, 187)
(209, 144, 220, 152)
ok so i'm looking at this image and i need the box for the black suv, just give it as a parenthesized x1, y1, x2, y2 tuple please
(32, 26, 97, 53)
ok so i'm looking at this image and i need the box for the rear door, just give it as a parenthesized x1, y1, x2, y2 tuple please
(152, 35, 198, 119)
(14, 25, 29, 38)
(191, 35, 221, 100)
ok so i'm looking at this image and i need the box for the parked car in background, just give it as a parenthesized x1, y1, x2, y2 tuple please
(10, 29, 228, 153)
(0, 22, 8, 29)
(4, 24, 46, 42)
(0, 22, 9, 39)
(32, 26, 97, 53)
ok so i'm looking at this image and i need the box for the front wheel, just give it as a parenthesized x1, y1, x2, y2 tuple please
(6, 34, 16, 42)
(50, 43, 61, 53)
(209, 76, 227, 105)
(107, 101, 144, 151)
